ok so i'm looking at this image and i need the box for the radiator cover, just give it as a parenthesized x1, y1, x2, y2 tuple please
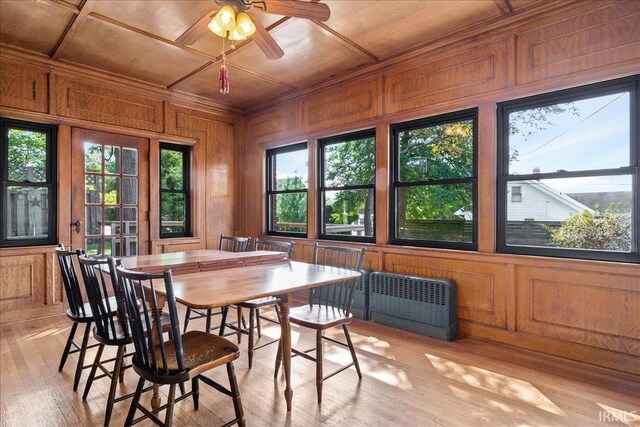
(350, 270, 370, 320)
(369, 272, 457, 341)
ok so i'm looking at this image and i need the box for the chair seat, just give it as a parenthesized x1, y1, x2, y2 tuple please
(238, 296, 280, 309)
(67, 296, 119, 322)
(289, 305, 353, 330)
(151, 331, 239, 379)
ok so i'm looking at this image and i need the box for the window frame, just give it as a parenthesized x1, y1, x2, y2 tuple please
(159, 142, 191, 239)
(266, 142, 308, 238)
(1, 117, 57, 247)
(389, 108, 478, 250)
(318, 129, 376, 243)
(496, 75, 640, 263)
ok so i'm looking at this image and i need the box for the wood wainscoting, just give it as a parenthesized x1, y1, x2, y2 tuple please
(239, 1, 640, 375)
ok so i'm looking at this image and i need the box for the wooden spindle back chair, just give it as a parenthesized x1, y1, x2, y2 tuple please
(55, 245, 103, 391)
(219, 235, 252, 252)
(222, 239, 294, 368)
(78, 254, 133, 426)
(114, 261, 245, 426)
(183, 235, 251, 333)
(276, 243, 366, 404)
(308, 243, 365, 316)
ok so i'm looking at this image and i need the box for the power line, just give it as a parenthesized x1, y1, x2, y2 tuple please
(528, 93, 626, 154)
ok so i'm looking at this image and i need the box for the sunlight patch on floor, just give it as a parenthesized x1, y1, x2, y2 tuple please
(23, 327, 67, 341)
(327, 352, 414, 390)
(427, 353, 565, 415)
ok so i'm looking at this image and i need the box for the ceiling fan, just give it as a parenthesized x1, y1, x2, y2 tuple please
(179, 0, 331, 60)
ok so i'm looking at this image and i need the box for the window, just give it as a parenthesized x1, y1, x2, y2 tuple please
(159, 143, 190, 238)
(497, 76, 639, 263)
(511, 186, 522, 203)
(390, 109, 478, 249)
(1, 118, 57, 247)
(319, 130, 376, 242)
(266, 142, 308, 236)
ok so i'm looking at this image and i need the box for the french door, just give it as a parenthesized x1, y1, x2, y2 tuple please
(71, 128, 149, 256)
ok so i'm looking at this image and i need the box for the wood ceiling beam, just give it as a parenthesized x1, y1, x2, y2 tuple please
(50, 0, 97, 59)
(493, 0, 514, 16)
(312, 21, 379, 63)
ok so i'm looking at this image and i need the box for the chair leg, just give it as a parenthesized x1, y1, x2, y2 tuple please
(219, 306, 229, 336)
(73, 322, 92, 391)
(82, 343, 105, 399)
(316, 330, 323, 405)
(164, 384, 177, 427)
(256, 308, 262, 338)
(343, 324, 362, 379)
(104, 345, 125, 427)
(274, 341, 282, 379)
(205, 308, 212, 333)
(125, 377, 145, 427)
(59, 321, 79, 372)
(236, 307, 243, 343)
(183, 308, 192, 333)
(178, 381, 186, 396)
(227, 362, 245, 427)
(192, 377, 200, 410)
(248, 308, 255, 369)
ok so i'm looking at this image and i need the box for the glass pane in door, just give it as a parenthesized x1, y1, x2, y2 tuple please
(83, 142, 138, 256)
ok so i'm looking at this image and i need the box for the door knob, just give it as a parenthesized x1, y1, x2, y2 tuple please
(73, 220, 82, 233)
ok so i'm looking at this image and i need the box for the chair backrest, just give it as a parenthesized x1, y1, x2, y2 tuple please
(55, 245, 88, 318)
(112, 259, 185, 378)
(78, 253, 126, 341)
(254, 238, 294, 258)
(219, 235, 251, 252)
(309, 243, 366, 315)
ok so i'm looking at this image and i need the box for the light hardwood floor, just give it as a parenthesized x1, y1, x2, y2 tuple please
(1, 308, 638, 427)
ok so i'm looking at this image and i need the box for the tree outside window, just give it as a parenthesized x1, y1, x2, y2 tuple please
(1, 118, 57, 247)
(319, 130, 375, 242)
(266, 143, 308, 236)
(390, 109, 478, 249)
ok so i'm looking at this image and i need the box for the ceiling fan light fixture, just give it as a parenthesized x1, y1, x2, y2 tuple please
(207, 18, 226, 37)
(235, 12, 256, 37)
(215, 5, 236, 31)
(228, 27, 247, 41)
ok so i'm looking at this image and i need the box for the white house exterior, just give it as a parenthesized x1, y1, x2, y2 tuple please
(506, 181, 594, 221)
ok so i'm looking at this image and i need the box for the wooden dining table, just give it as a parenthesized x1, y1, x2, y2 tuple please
(121, 250, 361, 412)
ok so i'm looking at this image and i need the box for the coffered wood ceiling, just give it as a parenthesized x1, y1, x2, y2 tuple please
(0, 0, 543, 111)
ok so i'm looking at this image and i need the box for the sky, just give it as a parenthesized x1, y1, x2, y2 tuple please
(275, 148, 309, 185)
(509, 92, 632, 194)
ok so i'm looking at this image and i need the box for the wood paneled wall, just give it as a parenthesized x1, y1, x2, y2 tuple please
(0, 49, 240, 324)
(239, 1, 640, 375)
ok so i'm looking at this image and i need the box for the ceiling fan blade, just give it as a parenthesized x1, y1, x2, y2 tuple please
(257, 0, 331, 22)
(249, 13, 284, 60)
(176, 9, 217, 46)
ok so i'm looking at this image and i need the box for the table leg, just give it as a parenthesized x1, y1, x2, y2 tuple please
(277, 298, 293, 412)
(151, 385, 161, 409)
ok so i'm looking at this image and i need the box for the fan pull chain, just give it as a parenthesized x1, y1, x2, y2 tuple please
(219, 37, 230, 94)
